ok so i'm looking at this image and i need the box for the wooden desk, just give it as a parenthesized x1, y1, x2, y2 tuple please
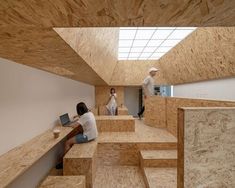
(0, 126, 73, 188)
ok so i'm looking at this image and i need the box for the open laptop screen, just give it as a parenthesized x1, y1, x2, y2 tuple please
(59, 113, 70, 126)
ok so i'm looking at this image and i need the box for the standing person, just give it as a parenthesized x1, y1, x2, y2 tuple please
(106, 88, 117, 116)
(138, 67, 159, 119)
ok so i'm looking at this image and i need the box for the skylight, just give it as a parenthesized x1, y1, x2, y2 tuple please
(118, 27, 197, 60)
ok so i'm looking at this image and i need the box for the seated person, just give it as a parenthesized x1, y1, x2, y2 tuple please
(56, 102, 98, 169)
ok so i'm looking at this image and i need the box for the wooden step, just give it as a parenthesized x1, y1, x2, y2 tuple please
(140, 150, 177, 167)
(39, 175, 85, 188)
(142, 167, 177, 188)
(63, 141, 97, 188)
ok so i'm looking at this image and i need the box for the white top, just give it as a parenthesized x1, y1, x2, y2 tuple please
(143, 75, 155, 96)
(77, 112, 98, 141)
(107, 93, 117, 108)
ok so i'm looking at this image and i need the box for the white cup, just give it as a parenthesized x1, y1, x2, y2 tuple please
(53, 129, 61, 138)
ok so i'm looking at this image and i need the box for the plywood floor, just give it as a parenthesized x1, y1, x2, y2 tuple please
(144, 168, 177, 188)
(93, 166, 145, 188)
(98, 119, 177, 143)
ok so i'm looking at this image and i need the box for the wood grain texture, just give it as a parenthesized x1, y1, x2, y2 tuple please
(117, 106, 129, 115)
(63, 142, 97, 188)
(0, 126, 74, 188)
(110, 60, 166, 86)
(95, 115, 135, 132)
(1, 0, 235, 27)
(94, 166, 145, 188)
(166, 97, 235, 136)
(0, 27, 106, 85)
(179, 107, 235, 188)
(39, 176, 85, 188)
(158, 27, 235, 85)
(95, 86, 124, 106)
(54, 28, 119, 83)
(143, 167, 177, 188)
(144, 96, 167, 128)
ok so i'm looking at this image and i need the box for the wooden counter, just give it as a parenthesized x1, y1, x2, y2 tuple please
(0, 126, 73, 188)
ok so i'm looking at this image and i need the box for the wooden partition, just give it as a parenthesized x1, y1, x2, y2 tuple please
(177, 107, 235, 188)
(145, 96, 235, 136)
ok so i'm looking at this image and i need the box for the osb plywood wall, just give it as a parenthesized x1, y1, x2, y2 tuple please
(95, 86, 124, 107)
(110, 60, 167, 86)
(158, 27, 235, 85)
(0, 27, 106, 85)
(144, 96, 167, 128)
(144, 96, 235, 136)
(54, 28, 119, 83)
(167, 97, 235, 136)
(0, 0, 234, 27)
(178, 108, 235, 188)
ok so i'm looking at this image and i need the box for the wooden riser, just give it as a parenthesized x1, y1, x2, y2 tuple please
(142, 168, 177, 188)
(141, 159, 177, 168)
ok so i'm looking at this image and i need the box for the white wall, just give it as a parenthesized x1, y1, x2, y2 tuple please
(173, 77, 235, 101)
(0, 58, 95, 187)
(124, 87, 140, 116)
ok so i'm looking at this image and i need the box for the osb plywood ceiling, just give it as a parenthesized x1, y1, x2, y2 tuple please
(1, 0, 235, 27)
(0, 0, 235, 85)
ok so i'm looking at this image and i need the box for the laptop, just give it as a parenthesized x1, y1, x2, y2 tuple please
(59, 113, 76, 126)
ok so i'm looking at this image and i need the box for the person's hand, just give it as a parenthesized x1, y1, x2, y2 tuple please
(73, 115, 79, 120)
(71, 124, 78, 129)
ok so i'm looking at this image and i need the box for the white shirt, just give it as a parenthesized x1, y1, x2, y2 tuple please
(143, 75, 155, 96)
(78, 112, 98, 141)
(107, 93, 117, 108)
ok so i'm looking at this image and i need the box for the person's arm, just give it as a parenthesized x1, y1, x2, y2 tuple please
(67, 122, 83, 139)
(142, 77, 150, 98)
(106, 94, 112, 104)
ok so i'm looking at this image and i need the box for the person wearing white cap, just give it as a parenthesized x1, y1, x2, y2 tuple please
(138, 67, 159, 119)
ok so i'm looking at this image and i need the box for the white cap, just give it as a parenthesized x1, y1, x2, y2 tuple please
(149, 67, 159, 73)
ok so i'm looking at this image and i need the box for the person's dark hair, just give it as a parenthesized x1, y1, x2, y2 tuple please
(76, 102, 89, 116)
(110, 88, 115, 94)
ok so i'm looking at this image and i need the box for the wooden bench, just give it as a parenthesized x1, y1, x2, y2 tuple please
(0, 126, 74, 188)
(95, 115, 135, 132)
(117, 106, 129, 115)
(40, 176, 85, 188)
(63, 141, 97, 188)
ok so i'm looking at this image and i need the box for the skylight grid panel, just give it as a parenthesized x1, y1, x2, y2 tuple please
(138, 57, 150, 60)
(118, 57, 127, 60)
(119, 30, 136, 39)
(119, 40, 133, 47)
(143, 47, 157, 53)
(151, 52, 165, 57)
(157, 27, 176, 30)
(135, 30, 155, 39)
(130, 47, 144, 52)
(118, 53, 129, 58)
(168, 30, 194, 39)
(152, 30, 173, 39)
(129, 53, 141, 58)
(140, 52, 152, 58)
(119, 47, 131, 53)
(128, 57, 138, 60)
(176, 27, 197, 30)
(147, 39, 164, 47)
(161, 40, 181, 47)
(137, 27, 157, 30)
(155, 46, 172, 53)
(132, 40, 149, 47)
